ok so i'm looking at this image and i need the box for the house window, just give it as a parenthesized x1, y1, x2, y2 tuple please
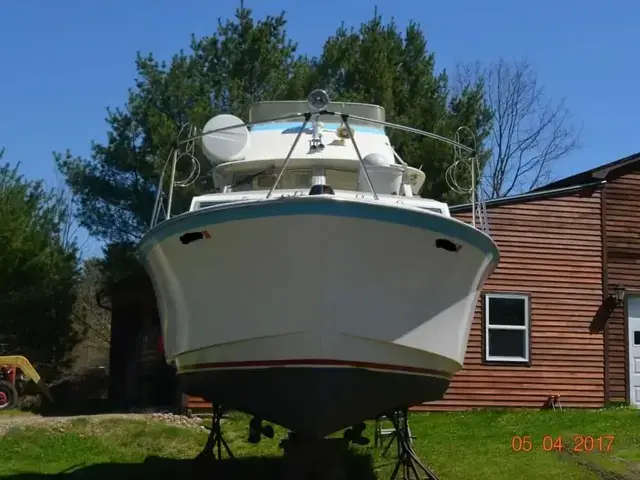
(484, 293, 530, 363)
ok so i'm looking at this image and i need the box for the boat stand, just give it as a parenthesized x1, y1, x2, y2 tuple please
(280, 433, 347, 480)
(383, 409, 440, 480)
(196, 404, 234, 461)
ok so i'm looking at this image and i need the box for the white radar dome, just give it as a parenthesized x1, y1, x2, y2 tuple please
(201, 114, 250, 164)
(362, 152, 391, 167)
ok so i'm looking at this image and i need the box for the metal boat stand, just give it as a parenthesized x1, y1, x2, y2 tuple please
(382, 409, 440, 480)
(196, 404, 234, 461)
(280, 433, 348, 480)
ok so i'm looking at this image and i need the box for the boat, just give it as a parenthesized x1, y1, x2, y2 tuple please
(139, 89, 500, 439)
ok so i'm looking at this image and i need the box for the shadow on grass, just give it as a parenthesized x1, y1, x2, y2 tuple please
(3, 451, 378, 480)
(29, 399, 120, 417)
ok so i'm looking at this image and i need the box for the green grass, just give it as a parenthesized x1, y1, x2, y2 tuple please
(0, 408, 638, 479)
(0, 409, 32, 417)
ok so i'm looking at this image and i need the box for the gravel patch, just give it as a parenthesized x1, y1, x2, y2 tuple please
(0, 412, 206, 436)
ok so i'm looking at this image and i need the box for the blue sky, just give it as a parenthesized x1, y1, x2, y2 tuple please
(1, 0, 638, 257)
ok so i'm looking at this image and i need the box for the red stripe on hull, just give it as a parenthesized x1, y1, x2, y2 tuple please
(177, 358, 454, 378)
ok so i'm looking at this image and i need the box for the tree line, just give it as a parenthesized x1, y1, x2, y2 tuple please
(0, 4, 579, 379)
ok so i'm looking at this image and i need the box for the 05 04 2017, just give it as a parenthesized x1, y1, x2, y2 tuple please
(511, 435, 615, 453)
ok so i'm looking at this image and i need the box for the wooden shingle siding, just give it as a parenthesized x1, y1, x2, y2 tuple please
(186, 396, 211, 411)
(416, 188, 605, 410)
(604, 169, 640, 403)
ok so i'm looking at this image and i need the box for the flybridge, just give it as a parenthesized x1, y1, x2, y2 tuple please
(149, 88, 488, 233)
(209, 117, 397, 166)
(199, 98, 400, 179)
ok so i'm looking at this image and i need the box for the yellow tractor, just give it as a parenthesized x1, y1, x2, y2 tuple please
(0, 356, 53, 410)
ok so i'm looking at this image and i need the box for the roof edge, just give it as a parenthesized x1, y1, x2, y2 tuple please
(532, 151, 640, 192)
(450, 180, 605, 213)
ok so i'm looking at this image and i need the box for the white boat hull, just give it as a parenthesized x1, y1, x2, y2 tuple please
(139, 195, 499, 436)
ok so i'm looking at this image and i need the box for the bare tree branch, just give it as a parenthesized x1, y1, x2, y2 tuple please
(52, 170, 91, 255)
(454, 57, 582, 198)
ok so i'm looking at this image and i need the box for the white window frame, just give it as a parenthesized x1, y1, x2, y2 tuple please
(484, 293, 530, 363)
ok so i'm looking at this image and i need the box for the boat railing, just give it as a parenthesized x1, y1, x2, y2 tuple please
(149, 90, 489, 234)
(445, 126, 490, 234)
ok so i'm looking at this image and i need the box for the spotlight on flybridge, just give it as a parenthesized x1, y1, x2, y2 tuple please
(307, 89, 330, 110)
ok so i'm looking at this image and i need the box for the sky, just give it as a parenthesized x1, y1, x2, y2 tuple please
(1, 0, 638, 257)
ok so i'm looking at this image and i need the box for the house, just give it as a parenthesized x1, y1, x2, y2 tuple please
(419, 151, 640, 410)
(108, 151, 640, 412)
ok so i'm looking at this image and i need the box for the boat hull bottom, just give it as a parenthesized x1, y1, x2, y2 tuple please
(179, 367, 450, 438)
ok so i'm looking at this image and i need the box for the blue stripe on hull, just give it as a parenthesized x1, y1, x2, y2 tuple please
(138, 197, 499, 261)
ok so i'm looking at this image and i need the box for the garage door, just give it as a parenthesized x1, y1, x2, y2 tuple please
(629, 295, 640, 408)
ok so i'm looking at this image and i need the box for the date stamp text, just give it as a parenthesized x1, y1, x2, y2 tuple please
(511, 435, 615, 453)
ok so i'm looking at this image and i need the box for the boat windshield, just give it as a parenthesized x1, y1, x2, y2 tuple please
(228, 168, 358, 192)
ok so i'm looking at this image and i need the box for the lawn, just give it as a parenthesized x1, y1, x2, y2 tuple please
(0, 409, 32, 417)
(0, 407, 638, 479)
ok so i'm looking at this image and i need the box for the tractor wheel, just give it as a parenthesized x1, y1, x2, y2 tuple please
(0, 380, 18, 410)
